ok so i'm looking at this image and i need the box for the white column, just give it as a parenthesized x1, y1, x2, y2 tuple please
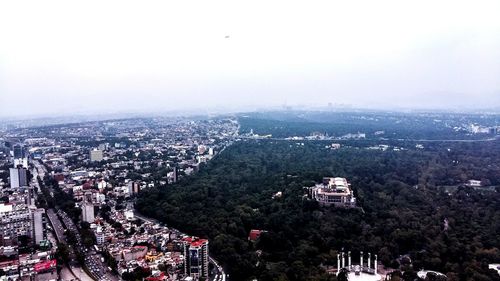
(368, 253, 371, 269)
(360, 251, 363, 267)
(348, 251, 351, 268)
(375, 254, 378, 274)
(337, 254, 340, 271)
(342, 252, 346, 268)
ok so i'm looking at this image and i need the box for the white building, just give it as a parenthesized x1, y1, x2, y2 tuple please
(9, 167, 28, 188)
(95, 226, 105, 245)
(417, 270, 447, 279)
(89, 149, 103, 162)
(467, 180, 482, 187)
(124, 210, 134, 221)
(310, 177, 356, 207)
(13, 158, 28, 169)
(81, 202, 95, 223)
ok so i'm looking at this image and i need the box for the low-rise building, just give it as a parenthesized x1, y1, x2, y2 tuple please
(89, 149, 103, 162)
(309, 177, 356, 207)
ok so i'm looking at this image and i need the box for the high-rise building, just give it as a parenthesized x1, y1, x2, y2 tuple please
(13, 144, 25, 159)
(31, 207, 45, 245)
(172, 167, 177, 183)
(89, 149, 103, 162)
(26, 187, 35, 206)
(183, 236, 209, 279)
(12, 144, 28, 168)
(0, 203, 33, 246)
(9, 167, 28, 188)
(81, 202, 95, 223)
(128, 181, 140, 194)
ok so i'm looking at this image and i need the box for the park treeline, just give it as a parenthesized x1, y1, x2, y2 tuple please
(137, 139, 500, 281)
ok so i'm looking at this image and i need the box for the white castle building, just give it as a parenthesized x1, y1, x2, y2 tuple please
(309, 177, 356, 207)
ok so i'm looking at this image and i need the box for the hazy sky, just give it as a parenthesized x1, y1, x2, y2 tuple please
(1, 0, 500, 117)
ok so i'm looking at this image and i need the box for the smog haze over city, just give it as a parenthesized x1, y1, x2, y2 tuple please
(1, 2, 500, 281)
(1, 0, 500, 118)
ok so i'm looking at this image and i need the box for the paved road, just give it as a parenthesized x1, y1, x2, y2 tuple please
(46, 209, 96, 280)
(47, 229, 78, 281)
(57, 210, 118, 281)
(46, 209, 66, 243)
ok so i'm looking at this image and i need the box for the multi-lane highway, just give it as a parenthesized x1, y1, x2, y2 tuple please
(45, 208, 95, 281)
(57, 209, 118, 281)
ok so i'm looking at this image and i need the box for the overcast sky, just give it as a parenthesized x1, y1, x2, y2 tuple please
(1, 0, 500, 117)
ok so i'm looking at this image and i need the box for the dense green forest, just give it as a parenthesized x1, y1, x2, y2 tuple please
(137, 139, 500, 281)
(238, 111, 500, 140)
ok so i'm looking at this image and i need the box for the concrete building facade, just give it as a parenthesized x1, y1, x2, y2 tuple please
(81, 202, 95, 223)
(309, 177, 356, 207)
(0, 203, 32, 246)
(31, 208, 45, 245)
(9, 167, 28, 188)
(183, 236, 209, 279)
(89, 149, 103, 162)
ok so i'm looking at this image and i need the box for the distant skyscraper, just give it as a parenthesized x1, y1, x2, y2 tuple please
(89, 149, 103, 162)
(183, 237, 209, 279)
(9, 167, 28, 188)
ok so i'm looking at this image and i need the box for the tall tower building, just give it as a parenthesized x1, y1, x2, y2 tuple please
(172, 167, 178, 183)
(31, 207, 45, 245)
(183, 236, 209, 279)
(81, 202, 95, 223)
(13, 145, 23, 158)
(12, 144, 28, 168)
(9, 167, 28, 188)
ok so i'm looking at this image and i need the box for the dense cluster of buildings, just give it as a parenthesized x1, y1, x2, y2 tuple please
(0, 118, 237, 280)
(0, 146, 56, 280)
(92, 205, 210, 280)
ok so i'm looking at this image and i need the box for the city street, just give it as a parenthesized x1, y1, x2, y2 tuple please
(46, 209, 96, 281)
(57, 209, 118, 281)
